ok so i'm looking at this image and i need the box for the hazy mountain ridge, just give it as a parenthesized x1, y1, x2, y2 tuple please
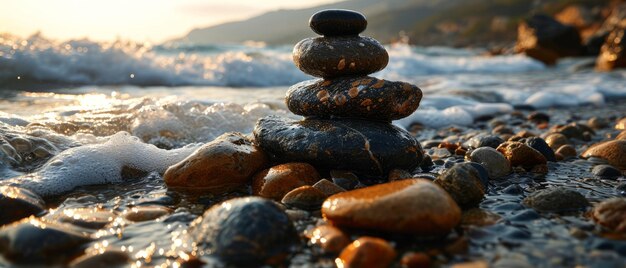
(178, 0, 612, 47)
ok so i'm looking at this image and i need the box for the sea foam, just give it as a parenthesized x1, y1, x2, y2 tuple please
(2, 132, 198, 197)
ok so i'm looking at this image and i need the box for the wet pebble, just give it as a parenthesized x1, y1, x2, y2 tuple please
(190, 197, 299, 266)
(497, 141, 547, 171)
(322, 179, 460, 235)
(528, 112, 550, 124)
(337, 237, 396, 268)
(555, 144, 577, 160)
(523, 187, 589, 213)
(588, 117, 609, 129)
(468, 147, 511, 179)
(591, 164, 622, 180)
(525, 137, 556, 161)
(435, 163, 486, 208)
(123, 205, 172, 222)
(55, 208, 117, 229)
(281, 185, 327, 210)
(581, 140, 626, 169)
(0, 186, 45, 226)
(164, 132, 268, 192)
(330, 170, 359, 190)
(401, 252, 430, 268)
(312, 179, 346, 196)
(467, 134, 504, 149)
(252, 162, 321, 201)
(305, 225, 350, 253)
(0, 218, 92, 264)
(592, 198, 626, 232)
(545, 133, 570, 150)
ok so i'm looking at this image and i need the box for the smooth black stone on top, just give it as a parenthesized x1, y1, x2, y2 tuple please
(309, 9, 367, 36)
(293, 36, 388, 78)
(253, 116, 424, 177)
(286, 76, 422, 121)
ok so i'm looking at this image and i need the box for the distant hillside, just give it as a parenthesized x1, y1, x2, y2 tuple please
(177, 0, 612, 47)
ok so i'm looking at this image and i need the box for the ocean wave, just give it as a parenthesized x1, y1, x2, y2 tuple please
(1, 34, 548, 87)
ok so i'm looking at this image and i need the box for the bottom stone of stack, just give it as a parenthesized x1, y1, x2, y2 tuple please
(253, 116, 423, 176)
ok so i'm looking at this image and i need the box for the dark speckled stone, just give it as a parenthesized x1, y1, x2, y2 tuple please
(309, 9, 367, 36)
(293, 36, 388, 78)
(190, 197, 298, 266)
(286, 76, 422, 121)
(253, 116, 423, 177)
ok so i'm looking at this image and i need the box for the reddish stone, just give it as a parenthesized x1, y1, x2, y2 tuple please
(581, 140, 626, 169)
(337, 237, 396, 268)
(252, 163, 321, 201)
(322, 179, 461, 236)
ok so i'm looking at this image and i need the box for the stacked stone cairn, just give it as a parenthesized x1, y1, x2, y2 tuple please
(254, 9, 424, 177)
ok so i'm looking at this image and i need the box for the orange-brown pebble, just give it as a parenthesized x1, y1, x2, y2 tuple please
(581, 140, 626, 169)
(461, 208, 501, 227)
(124, 206, 172, 222)
(305, 225, 350, 253)
(253, 162, 321, 201)
(545, 133, 570, 150)
(496, 141, 547, 170)
(322, 179, 461, 236)
(617, 130, 626, 140)
(592, 198, 626, 232)
(555, 144, 577, 159)
(401, 252, 430, 268)
(336, 237, 396, 268)
(164, 132, 268, 192)
(616, 117, 626, 130)
(281, 185, 327, 210)
(312, 179, 346, 196)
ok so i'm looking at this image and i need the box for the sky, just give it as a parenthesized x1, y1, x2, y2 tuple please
(0, 0, 342, 42)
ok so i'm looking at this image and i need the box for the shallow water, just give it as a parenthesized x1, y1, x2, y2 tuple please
(1, 35, 626, 266)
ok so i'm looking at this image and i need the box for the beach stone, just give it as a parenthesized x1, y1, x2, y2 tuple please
(523, 187, 589, 213)
(322, 179, 461, 235)
(435, 163, 486, 208)
(515, 14, 583, 65)
(555, 144, 577, 159)
(581, 140, 626, 169)
(527, 112, 550, 123)
(293, 36, 388, 78)
(497, 141, 547, 170)
(617, 130, 626, 140)
(592, 198, 626, 232)
(0, 218, 92, 264)
(525, 137, 556, 162)
(337, 237, 396, 268)
(588, 117, 609, 129)
(254, 116, 423, 176)
(281, 185, 327, 210)
(545, 133, 570, 150)
(591, 165, 622, 180)
(309, 9, 367, 36)
(286, 76, 422, 121)
(461, 208, 502, 227)
(69, 249, 131, 268)
(55, 208, 116, 229)
(331, 170, 359, 190)
(123, 205, 172, 222)
(190, 197, 298, 266)
(0, 186, 45, 226)
(305, 225, 350, 253)
(617, 117, 626, 130)
(401, 252, 431, 268)
(467, 134, 504, 149)
(164, 132, 268, 192)
(468, 147, 511, 179)
(596, 28, 626, 71)
(388, 169, 413, 181)
(252, 162, 321, 201)
(312, 179, 346, 196)
(554, 123, 591, 141)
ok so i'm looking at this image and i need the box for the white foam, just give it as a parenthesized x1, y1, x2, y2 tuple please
(3, 132, 198, 197)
